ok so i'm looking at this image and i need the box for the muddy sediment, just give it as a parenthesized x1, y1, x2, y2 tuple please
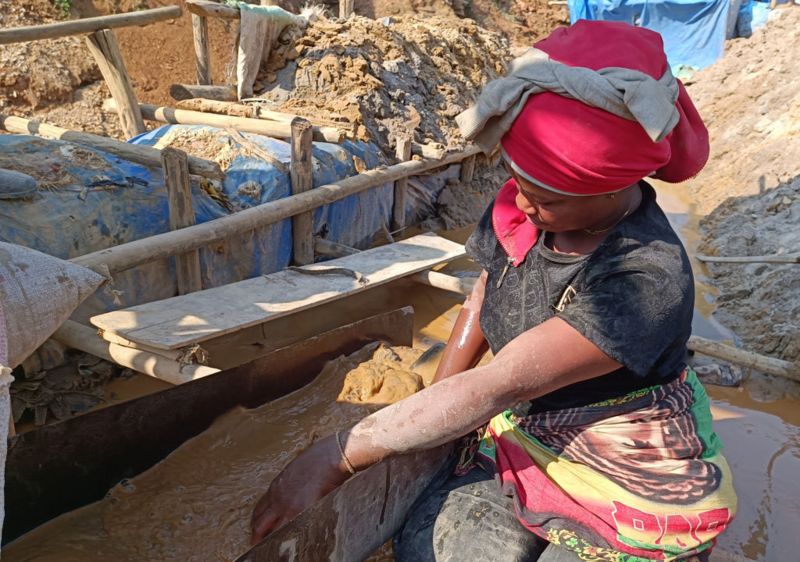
(5, 343, 429, 561)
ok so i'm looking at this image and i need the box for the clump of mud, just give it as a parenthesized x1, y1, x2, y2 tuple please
(698, 178, 799, 364)
(255, 13, 511, 156)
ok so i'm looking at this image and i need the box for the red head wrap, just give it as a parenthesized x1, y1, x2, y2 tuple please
(501, 20, 709, 196)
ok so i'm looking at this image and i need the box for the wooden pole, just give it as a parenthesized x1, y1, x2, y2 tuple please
(459, 154, 476, 184)
(161, 148, 203, 295)
(695, 254, 799, 265)
(291, 118, 315, 265)
(84, 29, 145, 139)
(191, 14, 212, 86)
(52, 321, 220, 386)
(339, 0, 355, 18)
(71, 145, 482, 274)
(170, 84, 238, 102)
(0, 114, 223, 179)
(688, 336, 800, 382)
(105, 99, 344, 143)
(392, 137, 412, 231)
(412, 271, 477, 296)
(186, 0, 240, 20)
(0, 6, 182, 45)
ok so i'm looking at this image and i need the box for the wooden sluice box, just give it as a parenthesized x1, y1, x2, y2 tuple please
(6, 233, 465, 557)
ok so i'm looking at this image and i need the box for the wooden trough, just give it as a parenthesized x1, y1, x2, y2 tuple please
(4, 307, 449, 561)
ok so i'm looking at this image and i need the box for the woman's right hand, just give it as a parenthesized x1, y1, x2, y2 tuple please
(250, 434, 352, 545)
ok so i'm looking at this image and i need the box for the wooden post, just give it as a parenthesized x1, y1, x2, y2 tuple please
(460, 154, 476, 184)
(392, 137, 412, 231)
(291, 118, 315, 265)
(191, 14, 212, 85)
(84, 28, 145, 139)
(339, 0, 355, 18)
(161, 148, 203, 295)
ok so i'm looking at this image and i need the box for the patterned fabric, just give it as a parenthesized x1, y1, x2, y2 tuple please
(465, 370, 736, 562)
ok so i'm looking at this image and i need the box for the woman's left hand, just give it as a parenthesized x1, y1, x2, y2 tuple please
(250, 434, 352, 545)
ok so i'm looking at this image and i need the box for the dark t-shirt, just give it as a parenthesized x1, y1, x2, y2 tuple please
(465, 182, 694, 413)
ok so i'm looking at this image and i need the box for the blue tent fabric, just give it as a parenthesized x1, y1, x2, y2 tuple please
(567, 0, 730, 71)
(0, 128, 455, 317)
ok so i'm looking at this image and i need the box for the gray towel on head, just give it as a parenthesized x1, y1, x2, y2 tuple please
(456, 48, 680, 152)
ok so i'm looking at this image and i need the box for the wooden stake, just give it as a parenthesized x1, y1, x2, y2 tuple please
(291, 118, 315, 265)
(0, 6, 182, 45)
(339, 0, 355, 18)
(688, 336, 800, 382)
(85, 29, 145, 139)
(71, 145, 482, 274)
(191, 14, 212, 86)
(460, 155, 476, 184)
(0, 114, 223, 179)
(161, 148, 203, 295)
(392, 137, 413, 231)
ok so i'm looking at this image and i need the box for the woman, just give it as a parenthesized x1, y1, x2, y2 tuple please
(251, 21, 737, 562)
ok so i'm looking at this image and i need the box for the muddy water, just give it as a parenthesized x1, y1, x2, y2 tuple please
(5, 344, 428, 561)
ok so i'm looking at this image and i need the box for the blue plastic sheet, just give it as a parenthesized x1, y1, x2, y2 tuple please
(567, 0, 730, 71)
(0, 127, 454, 316)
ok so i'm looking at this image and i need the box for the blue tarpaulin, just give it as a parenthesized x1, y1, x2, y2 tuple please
(0, 127, 457, 317)
(567, 0, 730, 71)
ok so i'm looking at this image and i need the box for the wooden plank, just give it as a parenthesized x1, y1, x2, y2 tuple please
(162, 147, 203, 295)
(0, 6, 181, 45)
(0, 114, 223, 179)
(238, 447, 449, 562)
(84, 29, 145, 139)
(90, 233, 466, 350)
(392, 137, 412, 231)
(186, 0, 240, 20)
(71, 145, 481, 274)
(291, 118, 315, 265)
(191, 14, 212, 86)
(107, 99, 344, 143)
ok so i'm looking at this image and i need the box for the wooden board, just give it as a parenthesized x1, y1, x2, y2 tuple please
(91, 233, 465, 350)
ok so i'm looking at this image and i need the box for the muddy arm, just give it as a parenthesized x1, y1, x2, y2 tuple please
(345, 316, 622, 465)
(431, 270, 490, 383)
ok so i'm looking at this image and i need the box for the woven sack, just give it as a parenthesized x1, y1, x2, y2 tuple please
(0, 242, 104, 369)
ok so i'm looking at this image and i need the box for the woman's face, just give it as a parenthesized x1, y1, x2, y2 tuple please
(507, 167, 621, 233)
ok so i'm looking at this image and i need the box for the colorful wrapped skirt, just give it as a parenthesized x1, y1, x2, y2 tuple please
(463, 370, 737, 561)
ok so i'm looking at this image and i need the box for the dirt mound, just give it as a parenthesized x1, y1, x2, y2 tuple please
(687, 9, 800, 364)
(698, 178, 799, 363)
(256, 13, 511, 155)
(684, 8, 800, 214)
(0, 0, 100, 110)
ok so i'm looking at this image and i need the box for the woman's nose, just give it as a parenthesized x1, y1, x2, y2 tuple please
(516, 191, 536, 215)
